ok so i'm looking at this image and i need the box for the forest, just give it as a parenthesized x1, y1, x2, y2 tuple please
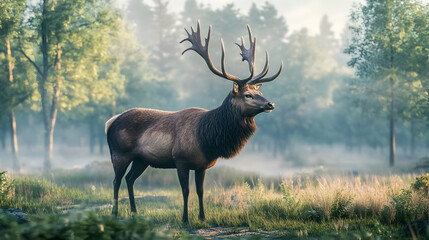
(0, 0, 429, 239)
(0, 0, 428, 172)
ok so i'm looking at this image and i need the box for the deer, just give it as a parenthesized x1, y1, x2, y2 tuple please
(105, 21, 282, 223)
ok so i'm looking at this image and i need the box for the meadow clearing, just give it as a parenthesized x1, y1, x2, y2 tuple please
(0, 161, 428, 239)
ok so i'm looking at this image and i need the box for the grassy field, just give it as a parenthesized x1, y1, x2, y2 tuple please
(0, 162, 428, 239)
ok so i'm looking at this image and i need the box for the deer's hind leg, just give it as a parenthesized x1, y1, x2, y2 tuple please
(111, 154, 132, 216)
(125, 159, 149, 213)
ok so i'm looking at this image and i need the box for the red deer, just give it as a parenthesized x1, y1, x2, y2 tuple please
(105, 21, 282, 223)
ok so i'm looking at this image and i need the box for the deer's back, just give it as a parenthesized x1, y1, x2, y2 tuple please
(107, 107, 210, 169)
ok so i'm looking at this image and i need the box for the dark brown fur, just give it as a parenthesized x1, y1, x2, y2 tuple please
(106, 86, 274, 223)
(197, 93, 257, 161)
(107, 22, 281, 223)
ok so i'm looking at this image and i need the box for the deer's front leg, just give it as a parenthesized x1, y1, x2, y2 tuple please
(177, 164, 190, 223)
(195, 169, 206, 221)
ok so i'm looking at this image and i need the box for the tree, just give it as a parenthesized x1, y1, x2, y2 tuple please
(403, 3, 429, 116)
(317, 14, 342, 62)
(21, 0, 120, 171)
(126, 0, 180, 77)
(247, 2, 287, 50)
(401, 4, 429, 156)
(0, 0, 29, 171)
(114, 22, 176, 112)
(125, 0, 155, 48)
(178, 3, 245, 110)
(266, 29, 337, 154)
(152, 0, 180, 75)
(346, 0, 426, 166)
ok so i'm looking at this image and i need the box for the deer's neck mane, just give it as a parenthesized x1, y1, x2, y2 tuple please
(197, 93, 257, 161)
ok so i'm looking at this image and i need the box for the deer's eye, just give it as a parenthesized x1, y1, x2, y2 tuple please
(245, 94, 253, 99)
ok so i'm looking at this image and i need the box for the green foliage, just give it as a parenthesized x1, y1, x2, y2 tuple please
(389, 189, 414, 223)
(0, 172, 12, 204)
(1, 177, 110, 214)
(27, 0, 123, 112)
(345, 0, 429, 166)
(0, 211, 20, 240)
(0, 0, 26, 37)
(331, 191, 354, 219)
(347, 0, 428, 121)
(0, 212, 171, 240)
(0, 0, 34, 115)
(3, 172, 428, 238)
(48, 161, 268, 190)
(3, 0, 428, 162)
(0, 49, 36, 113)
(412, 173, 429, 194)
(280, 182, 302, 216)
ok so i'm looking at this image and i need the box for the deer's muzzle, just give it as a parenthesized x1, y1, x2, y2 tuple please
(264, 102, 275, 113)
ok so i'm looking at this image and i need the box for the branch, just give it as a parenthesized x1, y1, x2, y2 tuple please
(19, 49, 43, 76)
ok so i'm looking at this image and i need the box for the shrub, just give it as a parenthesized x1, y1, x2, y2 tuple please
(0, 212, 173, 240)
(381, 204, 396, 224)
(331, 191, 353, 219)
(0, 172, 13, 204)
(280, 182, 302, 216)
(12, 178, 55, 200)
(412, 173, 429, 195)
(390, 189, 414, 223)
(0, 211, 19, 240)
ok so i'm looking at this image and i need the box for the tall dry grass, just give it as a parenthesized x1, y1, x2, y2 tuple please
(2, 168, 429, 238)
(202, 174, 428, 225)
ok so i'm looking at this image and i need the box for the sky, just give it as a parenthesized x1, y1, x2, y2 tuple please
(133, 0, 429, 38)
(184, 0, 361, 37)
(137, 0, 363, 38)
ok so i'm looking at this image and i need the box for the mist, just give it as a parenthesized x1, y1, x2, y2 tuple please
(1, 0, 428, 176)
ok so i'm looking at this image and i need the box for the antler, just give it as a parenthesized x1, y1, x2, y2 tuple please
(181, 21, 282, 87)
(180, 21, 252, 86)
(235, 25, 256, 77)
(248, 61, 283, 85)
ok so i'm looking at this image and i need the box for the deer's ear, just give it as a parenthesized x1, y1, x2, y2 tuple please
(254, 84, 262, 90)
(233, 82, 239, 95)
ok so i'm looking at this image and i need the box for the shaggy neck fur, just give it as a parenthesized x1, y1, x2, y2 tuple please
(197, 93, 257, 161)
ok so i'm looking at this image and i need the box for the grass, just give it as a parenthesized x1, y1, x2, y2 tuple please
(1, 163, 429, 239)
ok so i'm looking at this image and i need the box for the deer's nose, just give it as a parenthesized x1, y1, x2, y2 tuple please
(266, 102, 275, 110)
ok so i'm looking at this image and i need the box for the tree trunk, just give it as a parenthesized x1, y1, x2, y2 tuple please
(89, 117, 95, 154)
(41, 0, 52, 171)
(9, 112, 20, 171)
(410, 120, 415, 157)
(44, 42, 61, 171)
(99, 131, 104, 155)
(0, 119, 6, 150)
(6, 38, 20, 171)
(40, 24, 61, 172)
(389, 77, 395, 167)
(43, 125, 53, 170)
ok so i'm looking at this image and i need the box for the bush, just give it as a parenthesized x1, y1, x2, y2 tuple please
(0, 172, 12, 204)
(412, 173, 429, 195)
(0, 211, 19, 240)
(390, 189, 414, 224)
(280, 183, 302, 217)
(381, 204, 396, 224)
(12, 178, 56, 200)
(331, 191, 353, 219)
(0, 212, 173, 240)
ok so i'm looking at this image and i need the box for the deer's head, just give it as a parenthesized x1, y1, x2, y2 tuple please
(181, 21, 282, 117)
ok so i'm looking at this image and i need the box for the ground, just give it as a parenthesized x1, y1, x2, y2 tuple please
(0, 161, 428, 239)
